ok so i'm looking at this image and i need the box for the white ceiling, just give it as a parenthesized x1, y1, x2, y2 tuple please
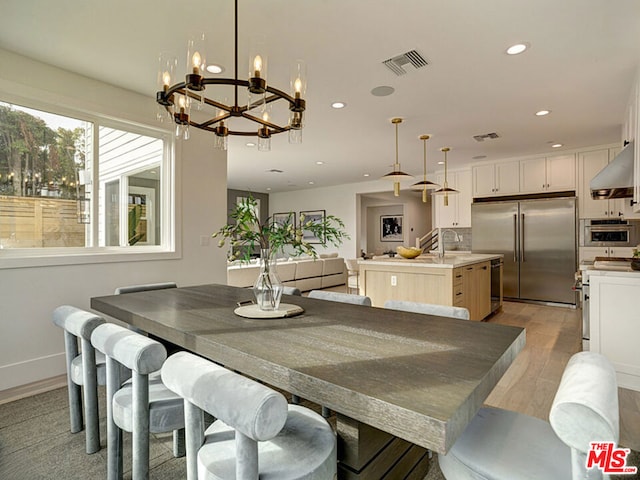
(2, 0, 640, 194)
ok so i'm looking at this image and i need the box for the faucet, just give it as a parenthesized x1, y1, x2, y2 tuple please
(437, 229, 460, 258)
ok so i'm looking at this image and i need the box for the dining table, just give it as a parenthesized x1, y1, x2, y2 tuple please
(91, 284, 525, 480)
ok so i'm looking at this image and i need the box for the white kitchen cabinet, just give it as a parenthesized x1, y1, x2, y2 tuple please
(579, 246, 636, 263)
(519, 154, 576, 194)
(434, 170, 472, 228)
(472, 161, 520, 197)
(578, 148, 626, 219)
(590, 271, 640, 392)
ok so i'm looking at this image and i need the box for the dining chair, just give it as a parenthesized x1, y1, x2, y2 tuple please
(282, 286, 302, 296)
(438, 351, 619, 480)
(344, 258, 360, 294)
(161, 351, 337, 480)
(52, 305, 106, 454)
(383, 299, 470, 320)
(308, 289, 372, 306)
(113, 281, 177, 295)
(91, 323, 186, 480)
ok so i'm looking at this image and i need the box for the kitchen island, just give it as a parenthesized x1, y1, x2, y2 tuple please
(359, 253, 503, 320)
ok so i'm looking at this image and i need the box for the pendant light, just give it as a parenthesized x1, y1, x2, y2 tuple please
(411, 134, 439, 202)
(381, 118, 413, 196)
(432, 147, 458, 206)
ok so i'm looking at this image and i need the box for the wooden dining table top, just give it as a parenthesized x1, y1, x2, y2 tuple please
(91, 284, 525, 454)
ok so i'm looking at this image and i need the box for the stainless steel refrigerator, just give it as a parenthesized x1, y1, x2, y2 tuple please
(471, 197, 577, 304)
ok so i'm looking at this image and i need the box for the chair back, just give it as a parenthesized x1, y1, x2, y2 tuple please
(162, 351, 288, 480)
(282, 286, 302, 296)
(308, 290, 372, 306)
(114, 282, 177, 295)
(344, 258, 359, 273)
(384, 299, 470, 320)
(549, 351, 619, 480)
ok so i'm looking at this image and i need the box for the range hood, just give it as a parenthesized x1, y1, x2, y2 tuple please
(590, 141, 634, 199)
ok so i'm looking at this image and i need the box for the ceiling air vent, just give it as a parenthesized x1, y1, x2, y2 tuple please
(473, 132, 500, 142)
(382, 50, 428, 76)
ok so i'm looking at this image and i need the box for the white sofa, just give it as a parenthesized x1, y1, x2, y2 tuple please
(227, 254, 346, 292)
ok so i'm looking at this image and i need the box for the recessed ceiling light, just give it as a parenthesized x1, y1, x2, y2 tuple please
(551, 143, 563, 148)
(506, 43, 529, 55)
(308, 181, 315, 185)
(246, 142, 256, 147)
(266, 187, 271, 191)
(363, 173, 370, 177)
(316, 161, 324, 165)
(438, 161, 445, 165)
(371, 86, 395, 97)
(331, 102, 346, 109)
(535, 110, 551, 116)
(206, 64, 224, 74)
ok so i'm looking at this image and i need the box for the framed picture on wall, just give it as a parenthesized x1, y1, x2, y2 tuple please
(272, 211, 296, 228)
(300, 210, 325, 243)
(381, 215, 403, 241)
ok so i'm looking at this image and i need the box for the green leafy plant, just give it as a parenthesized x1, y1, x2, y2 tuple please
(212, 196, 348, 262)
(128, 205, 145, 246)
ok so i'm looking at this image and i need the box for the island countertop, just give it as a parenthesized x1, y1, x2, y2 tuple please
(359, 253, 503, 269)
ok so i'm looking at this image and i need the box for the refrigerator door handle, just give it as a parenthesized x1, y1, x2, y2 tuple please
(521, 213, 525, 262)
(513, 214, 518, 262)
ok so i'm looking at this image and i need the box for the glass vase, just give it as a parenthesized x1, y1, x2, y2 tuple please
(253, 249, 284, 311)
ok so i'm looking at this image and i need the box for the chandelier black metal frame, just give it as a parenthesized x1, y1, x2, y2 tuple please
(155, 0, 306, 147)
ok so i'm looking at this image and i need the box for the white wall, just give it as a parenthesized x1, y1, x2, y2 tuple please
(0, 49, 228, 392)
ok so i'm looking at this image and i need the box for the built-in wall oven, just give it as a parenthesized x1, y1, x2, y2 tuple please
(579, 219, 637, 247)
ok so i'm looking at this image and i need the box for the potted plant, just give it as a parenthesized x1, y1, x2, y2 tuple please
(213, 196, 348, 310)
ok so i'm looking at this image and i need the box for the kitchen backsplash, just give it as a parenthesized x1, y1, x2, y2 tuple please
(443, 227, 472, 251)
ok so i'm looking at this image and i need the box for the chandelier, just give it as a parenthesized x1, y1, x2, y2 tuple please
(155, 0, 307, 152)
(381, 118, 413, 196)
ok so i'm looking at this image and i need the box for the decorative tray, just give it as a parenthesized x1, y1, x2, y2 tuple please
(233, 303, 304, 319)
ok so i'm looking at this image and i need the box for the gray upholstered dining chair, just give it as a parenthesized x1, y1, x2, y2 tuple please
(91, 323, 185, 480)
(282, 286, 302, 296)
(308, 289, 372, 306)
(114, 281, 177, 295)
(438, 351, 619, 480)
(52, 305, 106, 454)
(161, 351, 337, 480)
(383, 299, 470, 320)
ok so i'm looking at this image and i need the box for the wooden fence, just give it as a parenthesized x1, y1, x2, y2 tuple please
(0, 196, 86, 248)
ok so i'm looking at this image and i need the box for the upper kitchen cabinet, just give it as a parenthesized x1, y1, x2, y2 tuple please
(434, 170, 472, 228)
(519, 154, 576, 194)
(472, 161, 520, 198)
(578, 148, 625, 219)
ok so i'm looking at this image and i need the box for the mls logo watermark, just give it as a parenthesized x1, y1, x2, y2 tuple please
(587, 442, 637, 475)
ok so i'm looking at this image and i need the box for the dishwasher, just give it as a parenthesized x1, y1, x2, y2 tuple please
(490, 258, 503, 313)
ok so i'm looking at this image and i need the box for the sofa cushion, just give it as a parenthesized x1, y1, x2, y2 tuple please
(295, 259, 324, 279)
(322, 257, 345, 276)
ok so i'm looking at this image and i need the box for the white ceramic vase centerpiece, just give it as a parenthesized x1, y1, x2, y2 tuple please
(213, 196, 348, 311)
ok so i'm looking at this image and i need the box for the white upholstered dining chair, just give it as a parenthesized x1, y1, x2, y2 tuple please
(384, 299, 470, 320)
(438, 351, 619, 480)
(91, 323, 185, 480)
(161, 351, 337, 480)
(344, 258, 360, 294)
(52, 305, 106, 454)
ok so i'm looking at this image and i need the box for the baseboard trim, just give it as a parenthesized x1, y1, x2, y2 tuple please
(0, 374, 67, 405)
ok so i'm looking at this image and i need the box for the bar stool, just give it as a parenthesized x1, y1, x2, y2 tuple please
(91, 323, 185, 480)
(161, 351, 337, 480)
(52, 305, 106, 454)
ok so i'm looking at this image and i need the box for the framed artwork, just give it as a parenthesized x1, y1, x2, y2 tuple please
(272, 211, 296, 228)
(381, 215, 403, 241)
(300, 209, 326, 243)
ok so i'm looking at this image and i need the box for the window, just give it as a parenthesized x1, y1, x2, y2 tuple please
(0, 100, 173, 261)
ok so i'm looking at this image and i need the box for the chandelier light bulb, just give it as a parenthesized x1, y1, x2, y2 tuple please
(192, 51, 202, 73)
(253, 55, 263, 77)
(162, 71, 171, 87)
(294, 78, 302, 95)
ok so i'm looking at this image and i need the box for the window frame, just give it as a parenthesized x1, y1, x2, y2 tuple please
(0, 93, 179, 269)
